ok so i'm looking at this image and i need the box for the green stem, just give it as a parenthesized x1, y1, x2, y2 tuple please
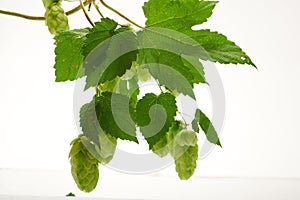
(0, 9, 45, 20)
(93, 1, 104, 18)
(154, 79, 164, 93)
(67, 1, 89, 15)
(99, 0, 144, 29)
(80, 0, 95, 27)
(177, 111, 188, 127)
(0, 1, 89, 21)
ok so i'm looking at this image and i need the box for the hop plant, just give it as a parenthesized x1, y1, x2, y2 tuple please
(44, 2, 69, 35)
(0, 0, 255, 192)
(69, 136, 99, 192)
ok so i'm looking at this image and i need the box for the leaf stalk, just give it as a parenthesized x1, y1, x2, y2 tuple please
(98, 0, 144, 29)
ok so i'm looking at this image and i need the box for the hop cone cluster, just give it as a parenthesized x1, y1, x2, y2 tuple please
(69, 137, 99, 192)
(44, 2, 69, 35)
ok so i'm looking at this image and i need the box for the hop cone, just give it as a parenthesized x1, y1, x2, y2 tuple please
(170, 129, 199, 180)
(45, 2, 69, 35)
(69, 137, 99, 192)
(175, 142, 198, 180)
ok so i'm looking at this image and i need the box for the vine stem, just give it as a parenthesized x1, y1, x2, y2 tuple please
(80, 0, 95, 27)
(0, 10, 44, 20)
(154, 79, 164, 93)
(177, 111, 190, 127)
(98, 0, 144, 29)
(0, 1, 89, 21)
(93, 1, 104, 18)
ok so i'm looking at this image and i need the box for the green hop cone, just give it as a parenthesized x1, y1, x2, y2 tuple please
(45, 2, 69, 35)
(69, 137, 99, 192)
(175, 143, 198, 180)
(169, 128, 199, 180)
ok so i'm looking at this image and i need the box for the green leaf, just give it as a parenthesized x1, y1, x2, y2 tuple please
(152, 120, 183, 157)
(80, 101, 101, 146)
(54, 29, 88, 82)
(137, 66, 152, 82)
(115, 75, 140, 122)
(184, 30, 256, 67)
(65, 192, 75, 197)
(80, 101, 117, 164)
(181, 55, 206, 84)
(192, 109, 222, 147)
(136, 93, 177, 149)
(81, 18, 118, 57)
(142, 0, 255, 67)
(152, 135, 169, 157)
(138, 48, 204, 98)
(82, 18, 138, 89)
(69, 137, 99, 192)
(137, 27, 207, 98)
(81, 134, 117, 165)
(143, 0, 217, 31)
(95, 92, 138, 143)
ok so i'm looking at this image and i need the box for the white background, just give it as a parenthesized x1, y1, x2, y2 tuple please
(0, 0, 300, 184)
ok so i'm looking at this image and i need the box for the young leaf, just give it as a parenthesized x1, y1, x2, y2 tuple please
(95, 92, 138, 143)
(136, 93, 177, 149)
(69, 137, 99, 192)
(192, 109, 222, 147)
(54, 29, 88, 82)
(82, 18, 138, 89)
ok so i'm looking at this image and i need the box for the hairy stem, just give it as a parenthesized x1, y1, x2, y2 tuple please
(99, 0, 144, 29)
(80, 0, 95, 27)
(0, 1, 89, 21)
